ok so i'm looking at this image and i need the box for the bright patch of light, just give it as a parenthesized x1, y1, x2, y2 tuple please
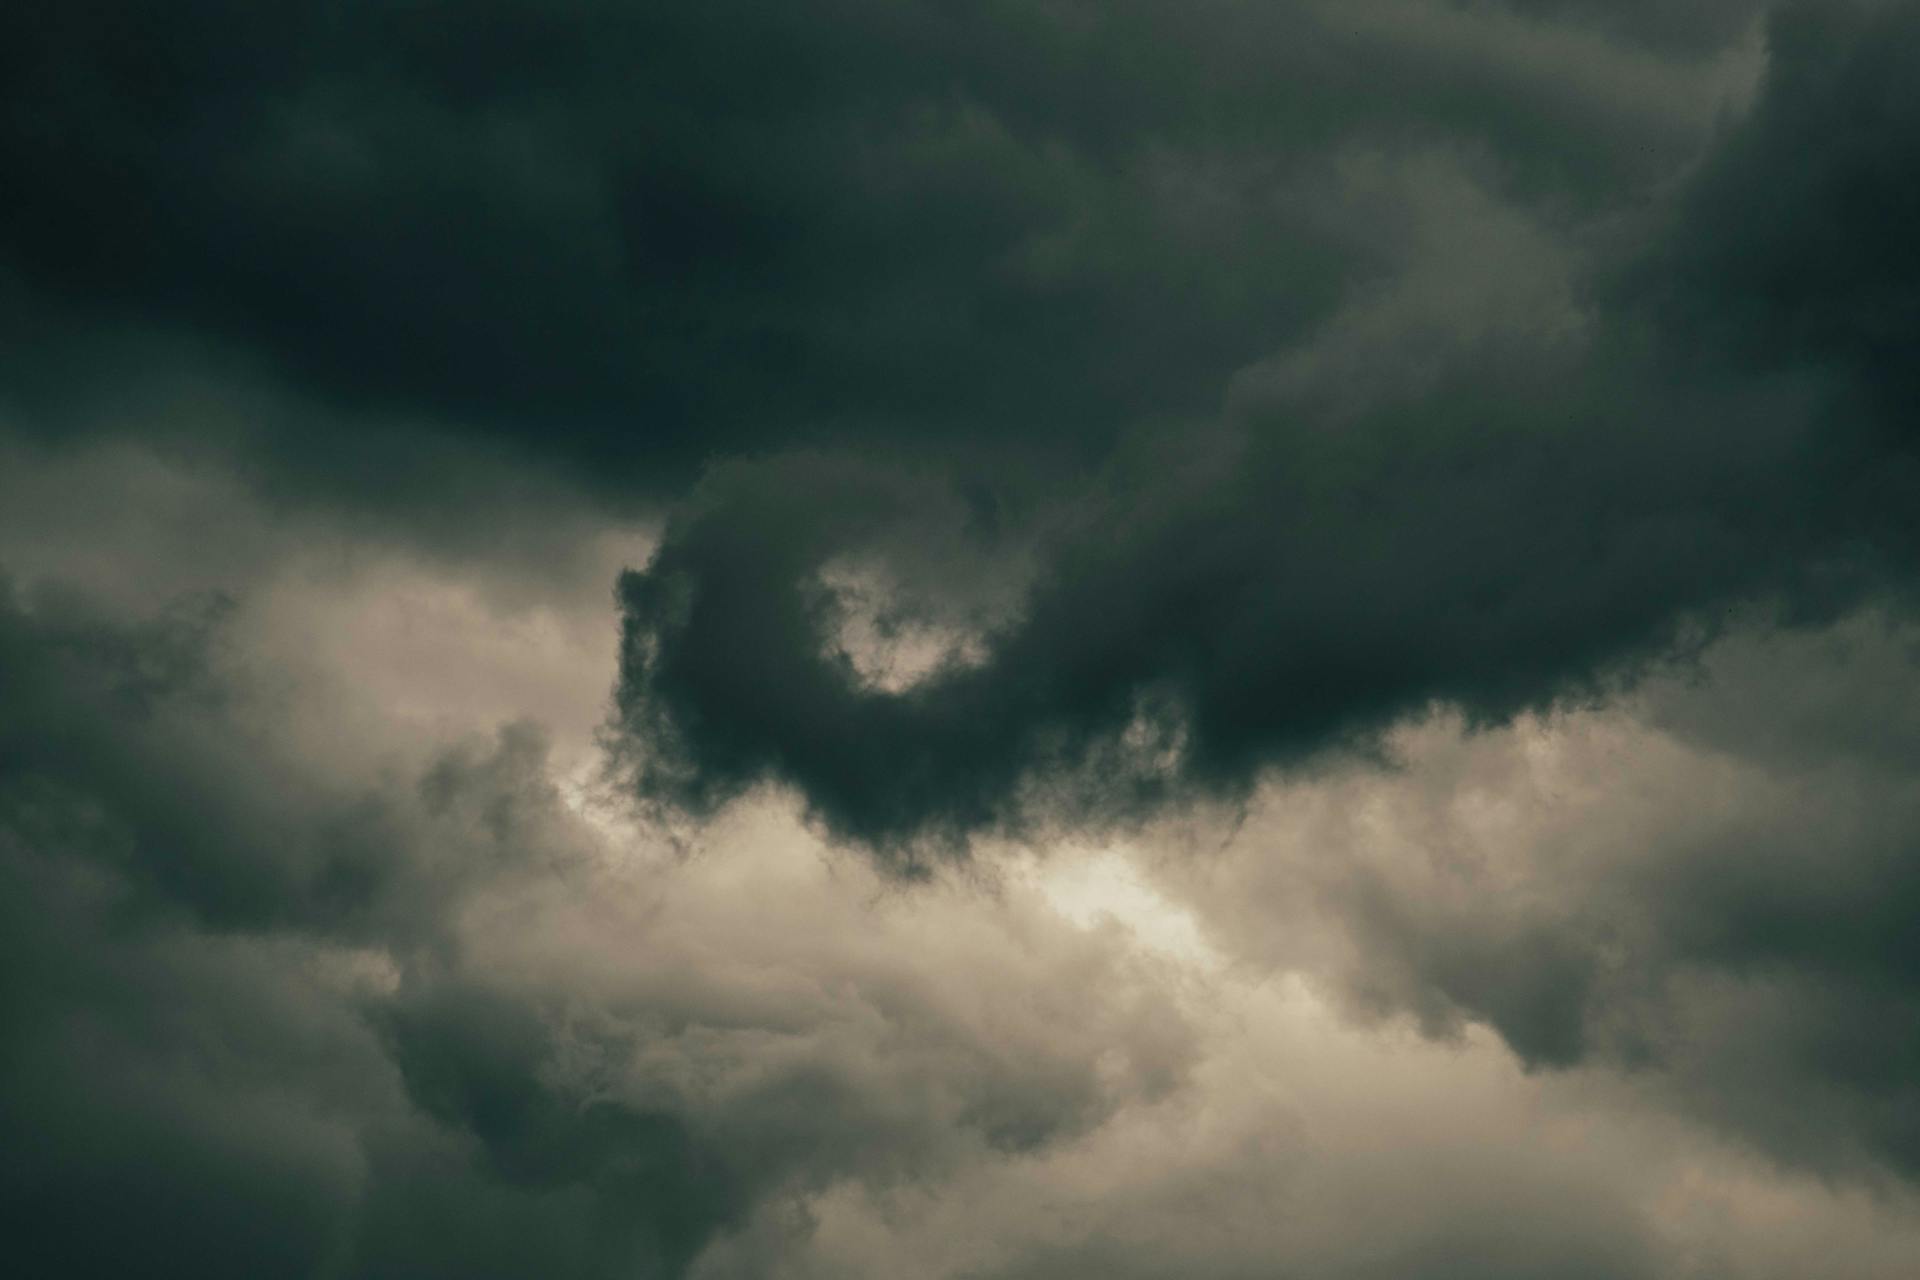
(1034, 847, 1223, 970)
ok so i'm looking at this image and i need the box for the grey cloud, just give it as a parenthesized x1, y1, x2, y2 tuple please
(688, 929, 1920, 1280)
(1157, 606, 1920, 1183)
(0, 570, 579, 934)
(0, 572, 1191, 1277)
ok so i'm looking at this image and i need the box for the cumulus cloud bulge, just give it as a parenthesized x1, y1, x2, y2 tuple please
(7, 1, 1920, 1274)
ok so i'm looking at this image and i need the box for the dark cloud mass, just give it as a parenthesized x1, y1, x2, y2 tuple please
(8, 1, 1920, 1276)
(616, 0, 1920, 849)
(3, 0, 1757, 490)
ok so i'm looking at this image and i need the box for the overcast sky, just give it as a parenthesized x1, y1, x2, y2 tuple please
(6, 2, 1920, 1276)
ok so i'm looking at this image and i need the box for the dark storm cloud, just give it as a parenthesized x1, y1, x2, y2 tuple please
(0, 0, 1821, 848)
(1494, 0, 1770, 53)
(1653, 0, 1920, 409)
(612, 0, 1920, 852)
(2, 0, 1746, 498)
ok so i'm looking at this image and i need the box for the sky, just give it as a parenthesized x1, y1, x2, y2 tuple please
(5, 2, 1920, 1276)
